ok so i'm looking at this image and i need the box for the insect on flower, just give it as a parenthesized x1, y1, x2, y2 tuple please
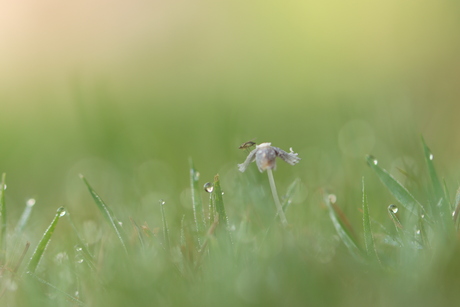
(238, 139, 257, 151)
(238, 142, 300, 173)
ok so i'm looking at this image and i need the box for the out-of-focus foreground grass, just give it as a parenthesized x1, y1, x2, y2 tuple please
(1, 0, 460, 306)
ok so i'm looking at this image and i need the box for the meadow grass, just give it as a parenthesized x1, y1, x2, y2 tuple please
(1, 138, 460, 307)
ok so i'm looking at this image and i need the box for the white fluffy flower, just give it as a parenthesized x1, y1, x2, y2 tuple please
(238, 142, 301, 173)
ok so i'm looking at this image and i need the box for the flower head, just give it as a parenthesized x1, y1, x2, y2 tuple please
(238, 142, 301, 173)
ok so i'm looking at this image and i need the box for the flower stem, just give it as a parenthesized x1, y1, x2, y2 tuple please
(267, 169, 288, 228)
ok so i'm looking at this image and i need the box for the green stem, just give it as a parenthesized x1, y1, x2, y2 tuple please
(267, 169, 288, 228)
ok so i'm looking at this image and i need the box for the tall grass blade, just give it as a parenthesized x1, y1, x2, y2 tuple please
(421, 137, 445, 206)
(26, 207, 66, 273)
(160, 200, 170, 251)
(189, 158, 205, 238)
(15, 199, 36, 234)
(0, 173, 6, 262)
(282, 178, 300, 212)
(324, 193, 362, 259)
(366, 155, 425, 217)
(362, 178, 379, 261)
(212, 174, 232, 244)
(80, 175, 128, 254)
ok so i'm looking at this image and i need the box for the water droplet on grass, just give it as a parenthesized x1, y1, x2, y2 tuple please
(26, 198, 36, 207)
(416, 229, 421, 235)
(367, 155, 378, 166)
(159, 199, 166, 206)
(75, 246, 83, 252)
(76, 259, 84, 264)
(429, 153, 434, 160)
(388, 204, 398, 213)
(204, 182, 214, 193)
(194, 172, 200, 181)
(57, 207, 66, 217)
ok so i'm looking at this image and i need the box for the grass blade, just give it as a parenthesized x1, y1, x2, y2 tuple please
(26, 207, 66, 273)
(15, 198, 36, 234)
(282, 178, 301, 212)
(366, 155, 425, 217)
(362, 178, 379, 262)
(159, 200, 170, 251)
(421, 136, 445, 205)
(189, 158, 205, 238)
(324, 193, 362, 259)
(0, 173, 6, 262)
(212, 174, 232, 244)
(80, 174, 128, 254)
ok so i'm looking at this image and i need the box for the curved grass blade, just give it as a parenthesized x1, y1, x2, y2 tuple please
(366, 155, 425, 217)
(362, 178, 379, 262)
(324, 193, 362, 259)
(80, 175, 127, 254)
(0, 173, 6, 262)
(189, 158, 205, 239)
(26, 207, 66, 273)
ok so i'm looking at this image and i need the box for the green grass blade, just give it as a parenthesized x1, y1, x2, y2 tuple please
(212, 174, 232, 244)
(421, 137, 445, 205)
(282, 178, 300, 212)
(189, 158, 205, 237)
(0, 173, 6, 262)
(324, 193, 362, 259)
(80, 174, 128, 254)
(362, 178, 379, 261)
(15, 199, 36, 234)
(160, 200, 170, 251)
(26, 207, 66, 273)
(366, 155, 425, 217)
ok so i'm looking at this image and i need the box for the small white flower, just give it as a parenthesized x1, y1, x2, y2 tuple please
(238, 142, 301, 173)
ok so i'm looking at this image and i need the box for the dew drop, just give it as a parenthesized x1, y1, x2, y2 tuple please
(194, 172, 200, 181)
(159, 199, 166, 206)
(75, 246, 83, 252)
(452, 211, 456, 217)
(204, 182, 214, 193)
(328, 194, 337, 204)
(221, 191, 225, 195)
(429, 153, 434, 161)
(57, 207, 67, 217)
(2, 184, 6, 190)
(26, 198, 36, 207)
(367, 155, 378, 166)
(76, 259, 84, 264)
(416, 229, 421, 235)
(388, 204, 398, 213)
(421, 214, 425, 219)
(118, 221, 123, 226)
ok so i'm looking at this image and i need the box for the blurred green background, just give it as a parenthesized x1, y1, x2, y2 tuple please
(1, 0, 460, 230)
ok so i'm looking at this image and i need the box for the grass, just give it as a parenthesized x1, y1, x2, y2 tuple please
(1, 138, 460, 306)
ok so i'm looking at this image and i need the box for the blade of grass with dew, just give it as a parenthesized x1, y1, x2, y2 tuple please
(189, 158, 205, 241)
(66, 213, 97, 272)
(282, 178, 301, 212)
(26, 207, 66, 274)
(362, 178, 379, 262)
(0, 173, 6, 261)
(212, 174, 232, 243)
(324, 193, 362, 259)
(80, 174, 127, 254)
(15, 199, 36, 234)
(366, 155, 425, 217)
(160, 200, 170, 251)
(421, 137, 445, 206)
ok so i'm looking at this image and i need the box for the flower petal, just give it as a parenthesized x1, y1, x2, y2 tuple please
(238, 147, 257, 172)
(273, 147, 301, 165)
